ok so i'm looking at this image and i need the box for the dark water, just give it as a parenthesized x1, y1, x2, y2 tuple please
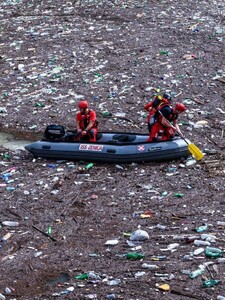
(47, 273, 70, 286)
(0, 131, 31, 151)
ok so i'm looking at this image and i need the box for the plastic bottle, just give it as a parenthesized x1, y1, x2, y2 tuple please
(74, 273, 88, 280)
(6, 179, 14, 184)
(5, 287, 11, 294)
(205, 246, 223, 258)
(3, 167, 16, 173)
(155, 224, 166, 230)
(1, 233, 12, 241)
(86, 163, 93, 170)
(102, 111, 112, 117)
(174, 193, 184, 198)
(189, 268, 205, 279)
(193, 248, 205, 256)
(0, 293, 6, 300)
(1, 172, 12, 179)
(217, 221, 225, 226)
(47, 226, 52, 235)
(77, 174, 90, 178)
(194, 240, 211, 246)
(106, 294, 117, 299)
(3, 154, 11, 160)
(88, 272, 101, 280)
(217, 258, 225, 263)
(141, 263, 158, 269)
(159, 50, 169, 55)
(196, 224, 208, 233)
(48, 164, 56, 168)
(173, 235, 186, 240)
(5, 187, 16, 191)
(151, 255, 167, 261)
(107, 279, 121, 286)
(109, 85, 118, 97)
(201, 233, 216, 242)
(130, 229, 149, 241)
(126, 252, 145, 260)
(35, 102, 45, 107)
(2, 221, 19, 227)
(202, 279, 221, 288)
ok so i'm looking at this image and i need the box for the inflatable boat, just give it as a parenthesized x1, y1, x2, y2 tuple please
(25, 125, 190, 163)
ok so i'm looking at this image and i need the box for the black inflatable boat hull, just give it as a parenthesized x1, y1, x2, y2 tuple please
(25, 132, 190, 163)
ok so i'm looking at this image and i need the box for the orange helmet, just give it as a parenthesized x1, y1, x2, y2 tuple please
(78, 100, 89, 109)
(175, 102, 187, 112)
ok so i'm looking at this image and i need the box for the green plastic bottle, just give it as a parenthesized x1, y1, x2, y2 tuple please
(126, 252, 145, 260)
(189, 268, 205, 279)
(196, 224, 208, 233)
(86, 163, 94, 170)
(159, 50, 169, 55)
(174, 193, 184, 198)
(47, 226, 52, 235)
(74, 273, 89, 280)
(205, 246, 223, 258)
(203, 279, 221, 288)
(102, 111, 112, 117)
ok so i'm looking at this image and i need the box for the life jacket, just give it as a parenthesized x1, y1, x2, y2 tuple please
(152, 96, 170, 109)
(156, 104, 178, 122)
(148, 97, 171, 125)
(80, 109, 98, 129)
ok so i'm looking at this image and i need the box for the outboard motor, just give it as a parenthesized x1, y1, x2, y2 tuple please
(44, 125, 65, 141)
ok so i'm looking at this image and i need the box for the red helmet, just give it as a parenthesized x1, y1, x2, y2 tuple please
(175, 103, 187, 113)
(78, 100, 89, 109)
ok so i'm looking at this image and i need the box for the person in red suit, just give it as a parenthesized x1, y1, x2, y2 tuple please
(146, 102, 187, 142)
(144, 93, 172, 133)
(76, 100, 98, 142)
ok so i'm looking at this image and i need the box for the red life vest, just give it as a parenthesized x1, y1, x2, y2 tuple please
(78, 109, 98, 130)
(156, 104, 178, 122)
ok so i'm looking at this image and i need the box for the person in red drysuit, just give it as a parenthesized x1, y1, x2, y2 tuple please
(76, 100, 98, 142)
(144, 93, 172, 133)
(146, 102, 187, 142)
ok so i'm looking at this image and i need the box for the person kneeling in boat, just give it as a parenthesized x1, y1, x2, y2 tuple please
(75, 100, 98, 142)
(146, 102, 187, 142)
(144, 92, 172, 133)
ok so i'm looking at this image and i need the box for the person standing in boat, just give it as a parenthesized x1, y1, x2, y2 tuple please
(144, 92, 172, 133)
(75, 100, 98, 142)
(146, 102, 187, 142)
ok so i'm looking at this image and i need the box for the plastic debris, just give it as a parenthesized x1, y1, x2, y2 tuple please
(196, 224, 208, 233)
(105, 239, 119, 246)
(0, 294, 6, 300)
(86, 163, 94, 170)
(126, 252, 145, 260)
(74, 273, 89, 280)
(140, 211, 154, 218)
(141, 263, 159, 270)
(193, 240, 211, 246)
(134, 271, 146, 278)
(106, 294, 117, 299)
(2, 221, 19, 227)
(205, 247, 223, 258)
(189, 267, 205, 279)
(157, 283, 170, 291)
(107, 279, 121, 286)
(129, 229, 149, 241)
(1, 233, 12, 241)
(174, 193, 184, 198)
(203, 279, 221, 288)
